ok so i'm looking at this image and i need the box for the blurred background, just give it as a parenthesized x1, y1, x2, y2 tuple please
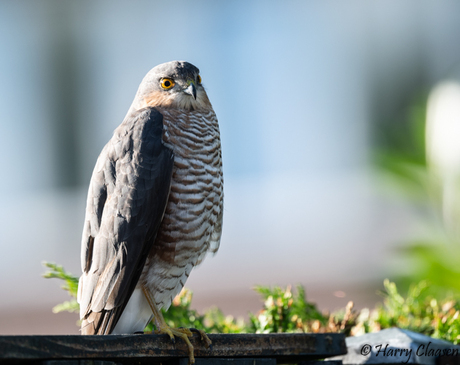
(2, 0, 460, 334)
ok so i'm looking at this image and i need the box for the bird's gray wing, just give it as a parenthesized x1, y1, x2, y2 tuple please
(77, 107, 174, 335)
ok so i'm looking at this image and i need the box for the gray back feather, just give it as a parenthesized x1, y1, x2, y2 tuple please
(78, 107, 174, 334)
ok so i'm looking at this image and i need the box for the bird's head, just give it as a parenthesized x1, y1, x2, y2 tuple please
(134, 61, 212, 111)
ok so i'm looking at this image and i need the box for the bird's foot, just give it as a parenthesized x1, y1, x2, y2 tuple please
(190, 328, 213, 350)
(154, 324, 211, 364)
(141, 286, 211, 364)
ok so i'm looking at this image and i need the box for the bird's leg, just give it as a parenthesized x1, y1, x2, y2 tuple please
(141, 286, 211, 364)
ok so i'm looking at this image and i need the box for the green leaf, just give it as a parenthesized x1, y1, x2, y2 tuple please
(42, 262, 79, 299)
(52, 300, 79, 314)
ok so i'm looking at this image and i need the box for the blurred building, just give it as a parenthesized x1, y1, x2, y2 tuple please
(1, 1, 460, 334)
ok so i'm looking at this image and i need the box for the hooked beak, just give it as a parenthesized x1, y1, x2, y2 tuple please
(184, 82, 197, 99)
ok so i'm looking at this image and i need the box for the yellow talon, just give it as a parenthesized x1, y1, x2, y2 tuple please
(142, 286, 211, 364)
(157, 325, 195, 363)
(190, 328, 213, 349)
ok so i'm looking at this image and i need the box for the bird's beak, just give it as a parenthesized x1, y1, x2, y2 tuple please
(184, 82, 197, 100)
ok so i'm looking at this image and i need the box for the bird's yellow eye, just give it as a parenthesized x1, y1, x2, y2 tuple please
(197, 75, 202, 84)
(160, 78, 175, 89)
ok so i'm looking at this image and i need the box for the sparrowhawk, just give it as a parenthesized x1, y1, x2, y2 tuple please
(77, 61, 223, 363)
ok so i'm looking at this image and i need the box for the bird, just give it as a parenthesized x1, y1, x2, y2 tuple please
(77, 61, 223, 363)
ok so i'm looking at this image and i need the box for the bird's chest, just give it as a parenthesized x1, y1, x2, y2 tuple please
(161, 109, 222, 186)
(150, 109, 223, 262)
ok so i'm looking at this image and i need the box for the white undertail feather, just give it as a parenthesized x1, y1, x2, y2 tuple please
(112, 288, 153, 334)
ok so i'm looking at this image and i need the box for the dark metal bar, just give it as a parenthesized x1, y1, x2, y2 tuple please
(37, 359, 278, 365)
(0, 333, 346, 364)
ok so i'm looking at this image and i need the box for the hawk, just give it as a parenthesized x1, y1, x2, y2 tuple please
(77, 61, 223, 363)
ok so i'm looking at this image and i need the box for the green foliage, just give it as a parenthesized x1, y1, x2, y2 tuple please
(374, 100, 429, 200)
(202, 307, 246, 333)
(248, 285, 327, 333)
(158, 289, 208, 332)
(400, 242, 460, 295)
(52, 300, 80, 314)
(42, 262, 79, 313)
(43, 262, 245, 333)
(144, 289, 245, 333)
(42, 263, 460, 344)
(374, 92, 460, 298)
(371, 280, 434, 333)
(354, 279, 460, 344)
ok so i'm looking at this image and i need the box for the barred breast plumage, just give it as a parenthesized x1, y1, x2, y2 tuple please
(141, 107, 223, 310)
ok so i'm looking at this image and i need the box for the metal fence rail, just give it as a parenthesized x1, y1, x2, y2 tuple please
(0, 333, 347, 365)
